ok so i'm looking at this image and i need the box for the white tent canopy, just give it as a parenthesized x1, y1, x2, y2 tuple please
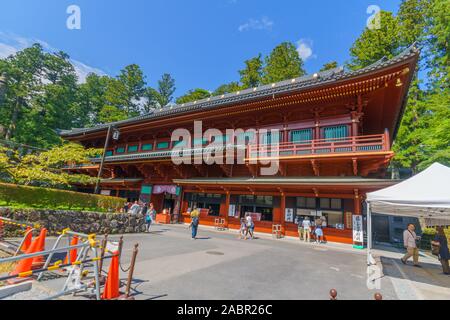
(365, 163, 450, 265)
(367, 163, 450, 217)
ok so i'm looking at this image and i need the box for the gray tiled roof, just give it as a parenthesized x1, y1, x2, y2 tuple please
(59, 44, 419, 138)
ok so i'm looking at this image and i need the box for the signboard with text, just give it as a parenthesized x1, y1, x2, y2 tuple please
(352, 215, 364, 249)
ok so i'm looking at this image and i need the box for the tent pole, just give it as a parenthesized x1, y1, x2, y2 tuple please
(366, 201, 375, 265)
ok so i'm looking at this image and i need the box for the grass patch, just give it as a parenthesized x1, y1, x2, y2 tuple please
(0, 251, 16, 283)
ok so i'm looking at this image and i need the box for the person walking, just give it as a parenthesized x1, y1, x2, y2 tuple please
(431, 226, 450, 275)
(244, 213, 254, 240)
(401, 223, 421, 267)
(190, 206, 200, 239)
(297, 217, 304, 241)
(302, 217, 311, 242)
(149, 203, 157, 221)
(144, 203, 153, 232)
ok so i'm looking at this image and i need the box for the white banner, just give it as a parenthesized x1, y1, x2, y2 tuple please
(353, 215, 364, 244)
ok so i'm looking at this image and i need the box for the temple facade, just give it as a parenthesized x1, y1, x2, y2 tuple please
(60, 46, 419, 244)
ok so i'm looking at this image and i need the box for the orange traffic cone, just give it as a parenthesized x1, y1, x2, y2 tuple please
(21, 227, 33, 252)
(102, 251, 120, 300)
(31, 228, 47, 268)
(9, 236, 40, 280)
(64, 236, 79, 264)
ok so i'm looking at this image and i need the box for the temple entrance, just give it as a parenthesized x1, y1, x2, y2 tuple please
(163, 193, 176, 214)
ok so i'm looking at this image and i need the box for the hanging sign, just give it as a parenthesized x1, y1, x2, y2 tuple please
(285, 208, 294, 223)
(352, 215, 364, 249)
(153, 185, 177, 195)
(228, 204, 236, 217)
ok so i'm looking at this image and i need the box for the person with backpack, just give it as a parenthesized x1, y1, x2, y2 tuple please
(190, 206, 200, 239)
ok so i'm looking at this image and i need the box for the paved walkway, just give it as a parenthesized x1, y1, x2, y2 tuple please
(372, 245, 450, 300)
(3, 223, 449, 300)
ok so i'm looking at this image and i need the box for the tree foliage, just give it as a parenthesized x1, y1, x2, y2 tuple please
(348, 0, 450, 172)
(263, 42, 306, 83)
(0, 142, 101, 188)
(175, 88, 211, 104)
(320, 61, 338, 72)
(239, 54, 264, 89)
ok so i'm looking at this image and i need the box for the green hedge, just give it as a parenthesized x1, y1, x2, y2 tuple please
(0, 183, 125, 212)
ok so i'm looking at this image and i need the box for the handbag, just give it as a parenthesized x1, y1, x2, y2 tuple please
(431, 242, 440, 256)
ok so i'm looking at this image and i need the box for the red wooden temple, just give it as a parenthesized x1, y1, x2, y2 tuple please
(60, 45, 419, 244)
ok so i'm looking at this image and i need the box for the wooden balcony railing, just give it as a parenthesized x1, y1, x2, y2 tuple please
(247, 132, 390, 160)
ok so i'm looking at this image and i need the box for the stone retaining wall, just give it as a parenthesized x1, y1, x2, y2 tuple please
(0, 207, 146, 237)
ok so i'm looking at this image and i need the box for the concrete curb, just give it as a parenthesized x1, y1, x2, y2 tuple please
(0, 281, 32, 299)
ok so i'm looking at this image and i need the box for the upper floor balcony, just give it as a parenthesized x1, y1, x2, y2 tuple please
(246, 131, 392, 162)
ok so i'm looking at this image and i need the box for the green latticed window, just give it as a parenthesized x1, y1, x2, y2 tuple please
(156, 142, 170, 149)
(141, 143, 153, 151)
(116, 147, 125, 154)
(127, 145, 138, 153)
(260, 132, 280, 145)
(291, 129, 313, 143)
(324, 125, 348, 140)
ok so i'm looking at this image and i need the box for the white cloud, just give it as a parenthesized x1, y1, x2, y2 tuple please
(71, 60, 107, 83)
(296, 39, 316, 61)
(0, 43, 18, 58)
(0, 32, 106, 83)
(238, 17, 274, 32)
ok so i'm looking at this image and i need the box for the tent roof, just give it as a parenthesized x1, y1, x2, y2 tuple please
(367, 163, 450, 219)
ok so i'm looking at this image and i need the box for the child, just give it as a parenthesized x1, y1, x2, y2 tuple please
(239, 218, 247, 239)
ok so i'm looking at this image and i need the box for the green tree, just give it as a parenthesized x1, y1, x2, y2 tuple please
(347, 11, 402, 71)
(155, 73, 176, 107)
(98, 105, 128, 123)
(319, 61, 338, 72)
(426, 0, 450, 88)
(142, 87, 160, 113)
(1, 142, 100, 188)
(175, 88, 211, 104)
(212, 82, 241, 96)
(239, 54, 264, 88)
(105, 64, 146, 117)
(262, 42, 306, 84)
(0, 44, 46, 141)
(75, 73, 111, 126)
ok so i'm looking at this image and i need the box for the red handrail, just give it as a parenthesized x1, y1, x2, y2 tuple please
(247, 133, 389, 158)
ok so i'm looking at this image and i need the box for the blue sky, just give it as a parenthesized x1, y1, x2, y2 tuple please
(0, 0, 402, 96)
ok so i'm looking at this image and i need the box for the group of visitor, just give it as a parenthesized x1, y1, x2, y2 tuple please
(239, 213, 255, 240)
(123, 201, 157, 232)
(297, 216, 326, 244)
(402, 223, 449, 275)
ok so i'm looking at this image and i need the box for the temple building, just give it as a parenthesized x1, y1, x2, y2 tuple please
(60, 45, 419, 244)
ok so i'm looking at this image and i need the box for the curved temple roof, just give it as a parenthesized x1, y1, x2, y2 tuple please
(59, 44, 419, 138)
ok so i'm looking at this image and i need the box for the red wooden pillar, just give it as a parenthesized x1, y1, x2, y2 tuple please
(354, 189, 361, 215)
(280, 193, 286, 235)
(224, 192, 230, 228)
